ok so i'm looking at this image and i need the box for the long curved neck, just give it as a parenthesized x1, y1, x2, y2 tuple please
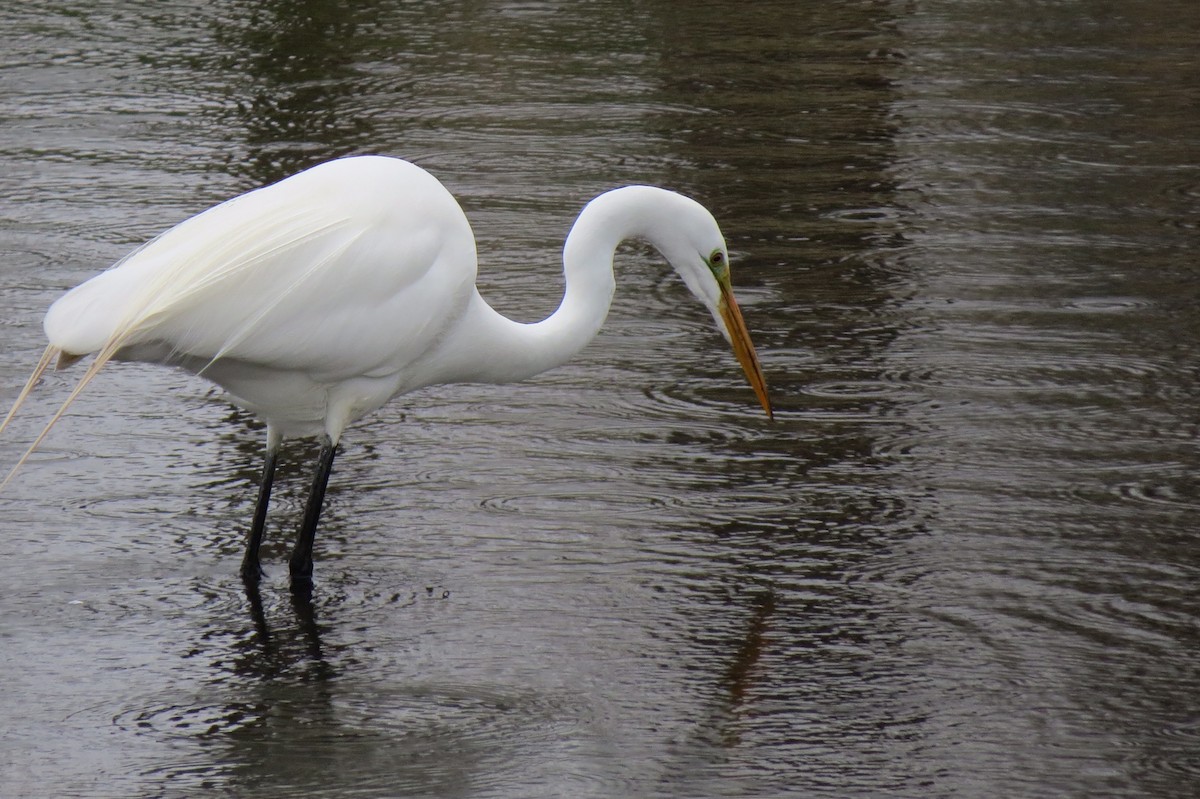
(442, 187, 674, 385)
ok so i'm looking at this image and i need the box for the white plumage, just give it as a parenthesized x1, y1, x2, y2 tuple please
(3, 155, 771, 587)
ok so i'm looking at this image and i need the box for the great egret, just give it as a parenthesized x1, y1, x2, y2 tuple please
(1, 155, 771, 588)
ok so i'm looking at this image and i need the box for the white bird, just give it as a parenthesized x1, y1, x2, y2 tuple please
(0, 155, 771, 589)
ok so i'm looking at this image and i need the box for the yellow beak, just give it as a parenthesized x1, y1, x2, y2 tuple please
(717, 280, 773, 419)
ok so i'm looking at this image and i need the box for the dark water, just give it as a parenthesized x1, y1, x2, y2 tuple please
(2, 1, 1198, 797)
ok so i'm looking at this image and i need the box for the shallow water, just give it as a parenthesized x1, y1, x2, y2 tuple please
(1, 1, 1198, 797)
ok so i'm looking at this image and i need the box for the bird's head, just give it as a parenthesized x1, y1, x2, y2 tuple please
(646, 191, 773, 420)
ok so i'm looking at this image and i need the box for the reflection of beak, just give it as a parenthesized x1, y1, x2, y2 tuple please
(717, 280, 773, 419)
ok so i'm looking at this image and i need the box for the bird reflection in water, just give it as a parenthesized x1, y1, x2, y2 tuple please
(233, 577, 332, 684)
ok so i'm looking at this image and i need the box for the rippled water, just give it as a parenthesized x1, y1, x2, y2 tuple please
(1, 1, 1198, 797)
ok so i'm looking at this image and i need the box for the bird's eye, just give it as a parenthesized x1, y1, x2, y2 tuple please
(708, 249, 728, 276)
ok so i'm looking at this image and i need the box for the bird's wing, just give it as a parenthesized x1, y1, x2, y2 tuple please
(46, 159, 477, 382)
(6, 157, 476, 486)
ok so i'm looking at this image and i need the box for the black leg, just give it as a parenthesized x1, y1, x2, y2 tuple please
(289, 435, 337, 589)
(241, 444, 279, 583)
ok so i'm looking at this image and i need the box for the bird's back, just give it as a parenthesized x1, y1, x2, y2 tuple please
(45, 156, 480, 385)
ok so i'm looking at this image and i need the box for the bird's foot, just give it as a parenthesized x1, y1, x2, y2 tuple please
(240, 558, 265, 585)
(288, 574, 314, 600)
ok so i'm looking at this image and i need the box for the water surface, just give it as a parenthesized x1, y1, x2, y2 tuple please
(1, 1, 1198, 797)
